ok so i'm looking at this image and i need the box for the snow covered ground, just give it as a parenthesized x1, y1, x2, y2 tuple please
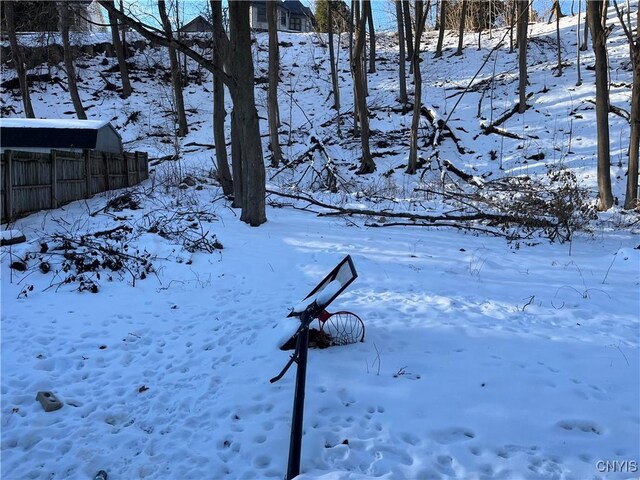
(2, 5, 639, 480)
(1, 187, 638, 480)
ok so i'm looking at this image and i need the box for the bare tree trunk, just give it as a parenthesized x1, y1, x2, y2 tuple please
(4, 1, 35, 118)
(396, 0, 408, 110)
(158, 0, 188, 137)
(403, 0, 414, 73)
(213, 67, 233, 196)
(107, 0, 132, 98)
(555, 0, 563, 76)
(367, 1, 376, 73)
(352, 0, 375, 173)
(119, 0, 130, 59)
(576, 0, 583, 86)
(455, 0, 468, 56)
(628, 3, 639, 210)
(435, 0, 446, 58)
(509, 0, 515, 53)
(580, 9, 589, 50)
(488, 0, 493, 38)
(588, 0, 614, 210)
(627, 52, 639, 209)
(229, 0, 266, 225)
(174, 1, 188, 88)
(230, 111, 243, 207)
(362, 30, 369, 97)
(548, 0, 564, 22)
(529, 3, 535, 23)
(349, 0, 354, 64)
(350, 0, 359, 135)
(267, 0, 282, 167)
(407, 0, 428, 174)
(58, 2, 87, 119)
(211, 0, 233, 197)
(477, 0, 487, 49)
(517, 0, 528, 113)
(328, 1, 341, 112)
(614, 1, 639, 209)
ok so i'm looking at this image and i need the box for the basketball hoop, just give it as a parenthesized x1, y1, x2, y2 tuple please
(317, 310, 365, 346)
(270, 255, 361, 480)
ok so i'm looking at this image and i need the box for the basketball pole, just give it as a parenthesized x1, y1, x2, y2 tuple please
(271, 254, 358, 479)
(285, 308, 312, 480)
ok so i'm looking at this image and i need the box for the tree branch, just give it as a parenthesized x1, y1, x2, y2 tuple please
(96, 1, 234, 88)
(265, 188, 558, 231)
(612, 0, 637, 47)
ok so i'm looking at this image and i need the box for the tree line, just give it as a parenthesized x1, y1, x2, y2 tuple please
(3, 0, 638, 225)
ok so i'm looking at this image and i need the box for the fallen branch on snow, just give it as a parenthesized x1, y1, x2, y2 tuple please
(480, 124, 525, 140)
(586, 99, 630, 121)
(266, 188, 558, 234)
(443, 160, 485, 187)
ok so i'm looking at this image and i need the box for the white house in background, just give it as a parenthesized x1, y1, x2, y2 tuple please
(249, 0, 315, 33)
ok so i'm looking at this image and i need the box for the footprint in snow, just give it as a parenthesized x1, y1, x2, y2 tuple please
(400, 432, 421, 446)
(469, 445, 482, 456)
(431, 427, 476, 444)
(556, 419, 603, 435)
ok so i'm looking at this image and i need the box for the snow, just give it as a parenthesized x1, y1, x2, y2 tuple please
(1, 201, 638, 480)
(293, 299, 315, 314)
(293, 279, 346, 314)
(315, 279, 343, 307)
(2, 4, 640, 480)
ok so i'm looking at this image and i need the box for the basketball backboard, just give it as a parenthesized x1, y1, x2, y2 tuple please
(290, 255, 358, 316)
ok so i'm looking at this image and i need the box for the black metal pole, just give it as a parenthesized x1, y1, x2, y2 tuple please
(286, 311, 311, 480)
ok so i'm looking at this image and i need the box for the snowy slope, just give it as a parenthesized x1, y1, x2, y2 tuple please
(1, 5, 639, 480)
(1, 6, 637, 206)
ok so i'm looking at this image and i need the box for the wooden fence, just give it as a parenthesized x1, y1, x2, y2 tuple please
(1, 149, 148, 223)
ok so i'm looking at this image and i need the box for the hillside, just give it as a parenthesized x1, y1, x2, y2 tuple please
(1, 7, 639, 480)
(1, 10, 638, 225)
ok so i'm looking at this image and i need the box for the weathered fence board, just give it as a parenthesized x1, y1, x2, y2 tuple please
(56, 151, 86, 206)
(0, 149, 148, 223)
(89, 151, 105, 195)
